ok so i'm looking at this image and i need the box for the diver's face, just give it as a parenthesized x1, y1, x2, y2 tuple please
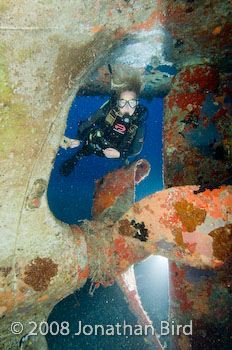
(118, 90, 138, 116)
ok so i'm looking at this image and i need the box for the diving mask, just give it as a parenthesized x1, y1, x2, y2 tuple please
(117, 99, 138, 109)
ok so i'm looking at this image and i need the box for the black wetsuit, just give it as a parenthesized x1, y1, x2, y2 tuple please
(59, 100, 146, 176)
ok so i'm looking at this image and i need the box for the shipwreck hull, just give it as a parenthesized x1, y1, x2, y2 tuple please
(163, 65, 232, 350)
(1, 1, 232, 349)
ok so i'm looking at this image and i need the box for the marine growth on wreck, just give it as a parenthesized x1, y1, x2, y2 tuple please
(0, 0, 232, 349)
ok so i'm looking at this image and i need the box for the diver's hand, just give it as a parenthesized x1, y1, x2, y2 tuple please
(103, 148, 120, 158)
(70, 139, 81, 148)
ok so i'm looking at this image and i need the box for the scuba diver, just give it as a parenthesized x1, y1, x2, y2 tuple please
(59, 66, 148, 177)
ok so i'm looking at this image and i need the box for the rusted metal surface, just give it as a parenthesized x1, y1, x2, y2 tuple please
(163, 65, 232, 349)
(116, 267, 164, 350)
(163, 66, 232, 189)
(80, 162, 231, 350)
(111, 184, 232, 268)
(92, 159, 150, 221)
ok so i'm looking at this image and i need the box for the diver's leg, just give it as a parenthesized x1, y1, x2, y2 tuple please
(59, 144, 93, 176)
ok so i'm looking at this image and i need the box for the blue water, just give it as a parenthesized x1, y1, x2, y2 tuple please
(47, 96, 168, 349)
(47, 96, 163, 223)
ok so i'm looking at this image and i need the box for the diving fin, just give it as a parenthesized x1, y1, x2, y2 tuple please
(59, 154, 80, 177)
